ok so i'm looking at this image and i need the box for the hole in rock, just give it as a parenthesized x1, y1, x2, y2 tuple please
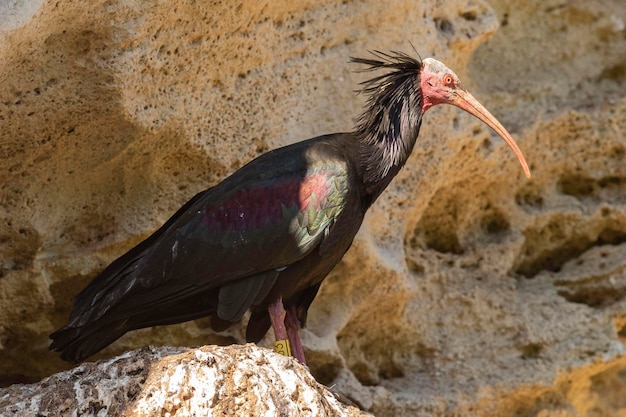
(519, 342, 544, 359)
(378, 360, 404, 380)
(406, 258, 425, 275)
(598, 175, 626, 190)
(350, 360, 379, 387)
(609, 145, 625, 159)
(501, 13, 509, 26)
(426, 231, 463, 254)
(461, 11, 477, 21)
(599, 62, 626, 82)
(516, 222, 626, 278)
(618, 323, 626, 341)
(558, 174, 596, 198)
(410, 192, 464, 255)
(515, 186, 544, 208)
(480, 207, 511, 236)
(309, 356, 342, 386)
(434, 17, 454, 34)
(516, 234, 593, 278)
(558, 173, 626, 201)
(557, 286, 626, 308)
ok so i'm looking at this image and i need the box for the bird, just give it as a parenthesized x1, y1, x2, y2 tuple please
(50, 51, 530, 364)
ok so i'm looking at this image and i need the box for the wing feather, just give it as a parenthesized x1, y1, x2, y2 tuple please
(217, 270, 279, 321)
(65, 137, 352, 328)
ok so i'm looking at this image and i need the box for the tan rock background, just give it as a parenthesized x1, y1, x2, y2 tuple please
(1, 0, 625, 415)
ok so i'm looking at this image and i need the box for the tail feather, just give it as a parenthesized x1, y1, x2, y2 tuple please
(50, 321, 128, 363)
(49, 287, 223, 362)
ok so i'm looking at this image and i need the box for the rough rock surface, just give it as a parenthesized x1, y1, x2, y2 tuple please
(0, 0, 625, 416)
(0, 345, 367, 416)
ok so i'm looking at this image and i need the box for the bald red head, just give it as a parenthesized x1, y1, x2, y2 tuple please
(419, 57, 531, 178)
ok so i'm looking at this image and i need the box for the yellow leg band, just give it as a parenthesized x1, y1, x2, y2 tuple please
(274, 339, 292, 357)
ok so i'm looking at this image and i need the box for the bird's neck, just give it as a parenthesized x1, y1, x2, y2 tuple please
(348, 54, 425, 203)
(355, 93, 423, 201)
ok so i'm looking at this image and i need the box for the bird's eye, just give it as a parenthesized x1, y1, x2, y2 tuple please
(443, 74, 454, 86)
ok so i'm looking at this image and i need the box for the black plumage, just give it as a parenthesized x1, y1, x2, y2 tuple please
(50, 51, 529, 363)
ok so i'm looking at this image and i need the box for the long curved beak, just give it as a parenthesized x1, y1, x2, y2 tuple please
(450, 89, 531, 179)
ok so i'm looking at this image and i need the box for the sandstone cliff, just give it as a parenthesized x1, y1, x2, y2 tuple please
(0, 0, 625, 415)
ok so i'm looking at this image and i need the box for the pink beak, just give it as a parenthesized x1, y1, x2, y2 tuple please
(450, 89, 531, 179)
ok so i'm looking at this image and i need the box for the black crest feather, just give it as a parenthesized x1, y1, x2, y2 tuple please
(350, 50, 422, 96)
(350, 51, 424, 186)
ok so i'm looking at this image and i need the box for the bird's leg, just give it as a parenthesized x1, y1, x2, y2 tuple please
(285, 305, 306, 365)
(267, 297, 291, 357)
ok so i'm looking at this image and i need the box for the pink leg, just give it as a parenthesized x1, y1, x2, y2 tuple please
(285, 305, 306, 365)
(268, 297, 288, 342)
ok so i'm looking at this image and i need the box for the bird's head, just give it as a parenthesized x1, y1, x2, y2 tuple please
(352, 52, 531, 180)
(419, 57, 531, 178)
